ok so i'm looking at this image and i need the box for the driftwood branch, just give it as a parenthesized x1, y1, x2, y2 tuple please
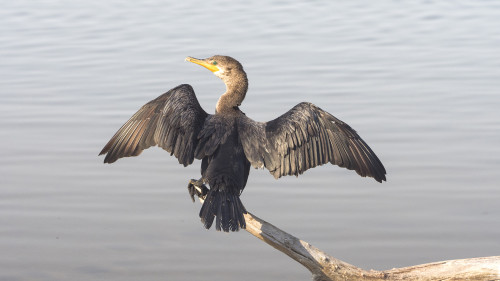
(243, 212, 499, 281)
(194, 189, 500, 280)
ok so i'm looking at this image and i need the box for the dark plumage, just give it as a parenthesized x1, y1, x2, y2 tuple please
(99, 55, 386, 232)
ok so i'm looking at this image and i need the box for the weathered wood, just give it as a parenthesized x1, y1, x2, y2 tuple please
(243, 212, 500, 281)
(194, 188, 500, 280)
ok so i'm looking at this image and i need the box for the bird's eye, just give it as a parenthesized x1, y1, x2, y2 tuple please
(212, 61, 217, 65)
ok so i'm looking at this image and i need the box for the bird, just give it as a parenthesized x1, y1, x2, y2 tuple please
(99, 55, 386, 232)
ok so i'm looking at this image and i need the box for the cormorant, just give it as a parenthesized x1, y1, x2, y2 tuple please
(99, 55, 386, 232)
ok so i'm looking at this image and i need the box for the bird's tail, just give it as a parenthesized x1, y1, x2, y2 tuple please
(199, 185, 247, 232)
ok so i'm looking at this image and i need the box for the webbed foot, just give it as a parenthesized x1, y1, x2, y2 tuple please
(187, 178, 209, 202)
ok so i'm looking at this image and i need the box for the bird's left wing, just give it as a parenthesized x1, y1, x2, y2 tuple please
(99, 84, 208, 166)
(238, 102, 386, 182)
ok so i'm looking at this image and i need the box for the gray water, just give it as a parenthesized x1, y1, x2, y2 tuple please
(1, 1, 500, 280)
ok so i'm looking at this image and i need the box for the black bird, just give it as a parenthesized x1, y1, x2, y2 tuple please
(99, 55, 386, 232)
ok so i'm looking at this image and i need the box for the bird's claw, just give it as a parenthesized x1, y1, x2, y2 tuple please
(187, 179, 209, 202)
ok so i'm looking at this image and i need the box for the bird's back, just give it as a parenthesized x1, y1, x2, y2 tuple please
(195, 112, 251, 193)
(195, 111, 251, 231)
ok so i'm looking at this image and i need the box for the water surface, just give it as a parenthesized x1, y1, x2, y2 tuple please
(1, 1, 500, 280)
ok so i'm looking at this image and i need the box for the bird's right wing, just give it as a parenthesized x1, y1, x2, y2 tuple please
(99, 84, 208, 166)
(238, 102, 386, 182)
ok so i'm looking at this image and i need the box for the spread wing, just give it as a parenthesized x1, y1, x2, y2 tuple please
(239, 102, 386, 182)
(99, 84, 208, 166)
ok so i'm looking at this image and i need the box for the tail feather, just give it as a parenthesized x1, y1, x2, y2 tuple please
(200, 187, 247, 232)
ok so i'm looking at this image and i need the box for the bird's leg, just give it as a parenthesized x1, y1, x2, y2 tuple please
(187, 178, 209, 202)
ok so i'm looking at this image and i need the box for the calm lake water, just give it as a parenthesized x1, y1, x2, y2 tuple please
(1, 1, 500, 280)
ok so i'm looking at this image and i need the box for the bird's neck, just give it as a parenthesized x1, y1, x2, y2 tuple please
(216, 72, 248, 114)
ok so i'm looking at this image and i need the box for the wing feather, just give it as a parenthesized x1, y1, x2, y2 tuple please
(99, 84, 208, 166)
(238, 102, 386, 182)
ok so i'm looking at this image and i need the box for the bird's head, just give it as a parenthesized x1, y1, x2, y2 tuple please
(186, 55, 248, 112)
(185, 55, 245, 82)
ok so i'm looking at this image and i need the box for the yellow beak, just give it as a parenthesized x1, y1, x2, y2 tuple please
(185, 56, 220, 72)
